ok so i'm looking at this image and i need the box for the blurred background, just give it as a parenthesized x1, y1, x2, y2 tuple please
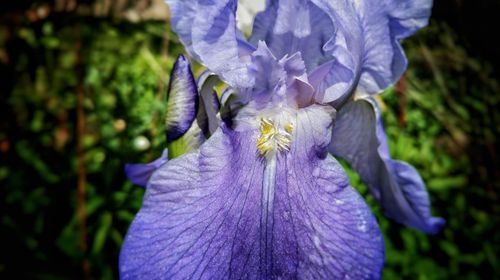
(0, 0, 498, 279)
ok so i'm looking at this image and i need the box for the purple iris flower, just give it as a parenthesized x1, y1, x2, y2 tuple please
(120, 0, 444, 279)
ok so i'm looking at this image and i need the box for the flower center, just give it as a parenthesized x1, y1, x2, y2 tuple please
(256, 118, 293, 157)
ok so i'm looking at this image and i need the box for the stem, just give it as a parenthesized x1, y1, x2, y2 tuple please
(75, 21, 90, 278)
(395, 75, 407, 126)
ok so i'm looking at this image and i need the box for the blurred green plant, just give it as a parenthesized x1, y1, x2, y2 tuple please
(0, 18, 184, 279)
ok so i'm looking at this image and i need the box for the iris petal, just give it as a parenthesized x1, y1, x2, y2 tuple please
(250, 0, 335, 72)
(308, 59, 354, 107)
(352, 0, 432, 95)
(120, 105, 384, 279)
(167, 0, 255, 89)
(250, 0, 359, 106)
(165, 55, 198, 142)
(124, 149, 169, 187)
(329, 98, 445, 234)
(168, 0, 431, 101)
(307, 0, 363, 104)
(387, 0, 433, 38)
(235, 42, 315, 108)
(305, 0, 432, 98)
(166, 0, 198, 57)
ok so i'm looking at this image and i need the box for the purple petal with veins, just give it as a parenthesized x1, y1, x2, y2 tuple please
(120, 106, 383, 279)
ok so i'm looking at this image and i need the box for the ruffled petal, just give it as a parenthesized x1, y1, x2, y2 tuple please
(124, 149, 169, 187)
(353, 0, 432, 95)
(300, 0, 431, 100)
(307, 0, 362, 104)
(167, 0, 256, 89)
(386, 0, 433, 38)
(234, 42, 314, 108)
(250, 0, 335, 72)
(120, 105, 384, 279)
(192, 0, 253, 88)
(165, 55, 198, 142)
(250, 0, 360, 106)
(329, 98, 445, 233)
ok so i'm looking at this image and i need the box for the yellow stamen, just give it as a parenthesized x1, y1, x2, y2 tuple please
(260, 119, 274, 135)
(256, 118, 292, 157)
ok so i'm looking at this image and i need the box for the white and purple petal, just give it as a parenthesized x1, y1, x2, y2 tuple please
(236, 0, 266, 35)
(120, 105, 384, 279)
(329, 98, 445, 234)
(165, 55, 198, 142)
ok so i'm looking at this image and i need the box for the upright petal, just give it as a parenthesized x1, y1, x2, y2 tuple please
(386, 0, 433, 38)
(307, 0, 362, 104)
(353, 0, 432, 95)
(165, 55, 198, 142)
(167, 0, 256, 89)
(329, 98, 445, 234)
(120, 105, 384, 279)
(250, 0, 335, 71)
(166, 0, 198, 57)
(192, 0, 254, 88)
(250, 0, 364, 105)
(305, 0, 432, 101)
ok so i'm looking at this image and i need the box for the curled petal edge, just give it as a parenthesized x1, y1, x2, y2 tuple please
(329, 98, 445, 234)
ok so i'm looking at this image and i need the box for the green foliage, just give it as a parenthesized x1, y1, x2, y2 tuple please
(0, 17, 498, 280)
(0, 19, 183, 279)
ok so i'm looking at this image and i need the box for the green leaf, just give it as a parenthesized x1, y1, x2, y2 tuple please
(92, 212, 113, 254)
